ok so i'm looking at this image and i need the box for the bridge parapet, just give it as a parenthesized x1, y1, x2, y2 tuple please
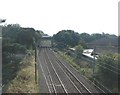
(40, 36, 53, 48)
(41, 36, 52, 40)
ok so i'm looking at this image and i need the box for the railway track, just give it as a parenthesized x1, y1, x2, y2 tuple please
(38, 49, 67, 94)
(44, 48, 97, 94)
(40, 49, 68, 94)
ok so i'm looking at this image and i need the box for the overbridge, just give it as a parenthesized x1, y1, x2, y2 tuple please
(39, 35, 53, 48)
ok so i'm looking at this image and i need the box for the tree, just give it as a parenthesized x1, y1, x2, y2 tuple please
(16, 28, 41, 49)
(53, 30, 80, 48)
(75, 45, 83, 58)
(78, 39, 87, 48)
(79, 33, 91, 42)
(2, 24, 42, 65)
(79, 33, 106, 43)
(2, 24, 21, 40)
(2, 38, 27, 64)
(91, 33, 104, 40)
(3, 24, 41, 49)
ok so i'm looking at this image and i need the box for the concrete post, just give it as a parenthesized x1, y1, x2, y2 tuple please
(0, 25, 2, 94)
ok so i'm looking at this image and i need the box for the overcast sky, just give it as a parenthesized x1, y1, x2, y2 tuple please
(0, 0, 119, 36)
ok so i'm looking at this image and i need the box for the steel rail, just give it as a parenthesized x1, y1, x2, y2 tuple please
(55, 58, 82, 93)
(44, 49, 68, 94)
(47, 48, 82, 93)
(63, 58, 112, 93)
(62, 58, 106, 93)
(37, 50, 51, 93)
(52, 49, 113, 94)
(52, 49, 112, 94)
(42, 49, 57, 94)
(50, 49, 93, 94)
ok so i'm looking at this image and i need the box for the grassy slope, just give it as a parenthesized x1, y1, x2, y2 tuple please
(57, 51, 93, 78)
(3, 51, 39, 93)
(57, 50, 119, 93)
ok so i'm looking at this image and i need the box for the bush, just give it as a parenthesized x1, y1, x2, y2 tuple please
(75, 45, 83, 58)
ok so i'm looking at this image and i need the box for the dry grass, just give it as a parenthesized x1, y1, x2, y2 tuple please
(58, 51, 93, 77)
(58, 51, 81, 72)
(4, 53, 39, 93)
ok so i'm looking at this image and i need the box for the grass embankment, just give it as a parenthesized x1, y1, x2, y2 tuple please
(3, 50, 39, 93)
(57, 51, 93, 78)
(57, 51, 119, 93)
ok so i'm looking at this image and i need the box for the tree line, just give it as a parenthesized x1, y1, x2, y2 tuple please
(2, 24, 42, 64)
(53, 30, 118, 49)
(2, 25, 119, 92)
(53, 30, 119, 92)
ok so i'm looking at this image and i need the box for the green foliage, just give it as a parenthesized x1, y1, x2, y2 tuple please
(53, 30, 80, 47)
(2, 24, 43, 91)
(3, 39, 26, 54)
(54, 42, 68, 50)
(90, 33, 105, 41)
(78, 39, 87, 48)
(3, 24, 41, 49)
(2, 38, 27, 64)
(2, 24, 42, 65)
(79, 33, 105, 43)
(114, 54, 120, 73)
(2, 24, 21, 39)
(75, 45, 83, 58)
(53, 31, 110, 50)
(95, 53, 118, 91)
(16, 28, 35, 49)
(79, 33, 91, 42)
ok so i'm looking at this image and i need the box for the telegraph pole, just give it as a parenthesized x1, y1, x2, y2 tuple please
(33, 38, 37, 84)
(93, 46, 96, 74)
